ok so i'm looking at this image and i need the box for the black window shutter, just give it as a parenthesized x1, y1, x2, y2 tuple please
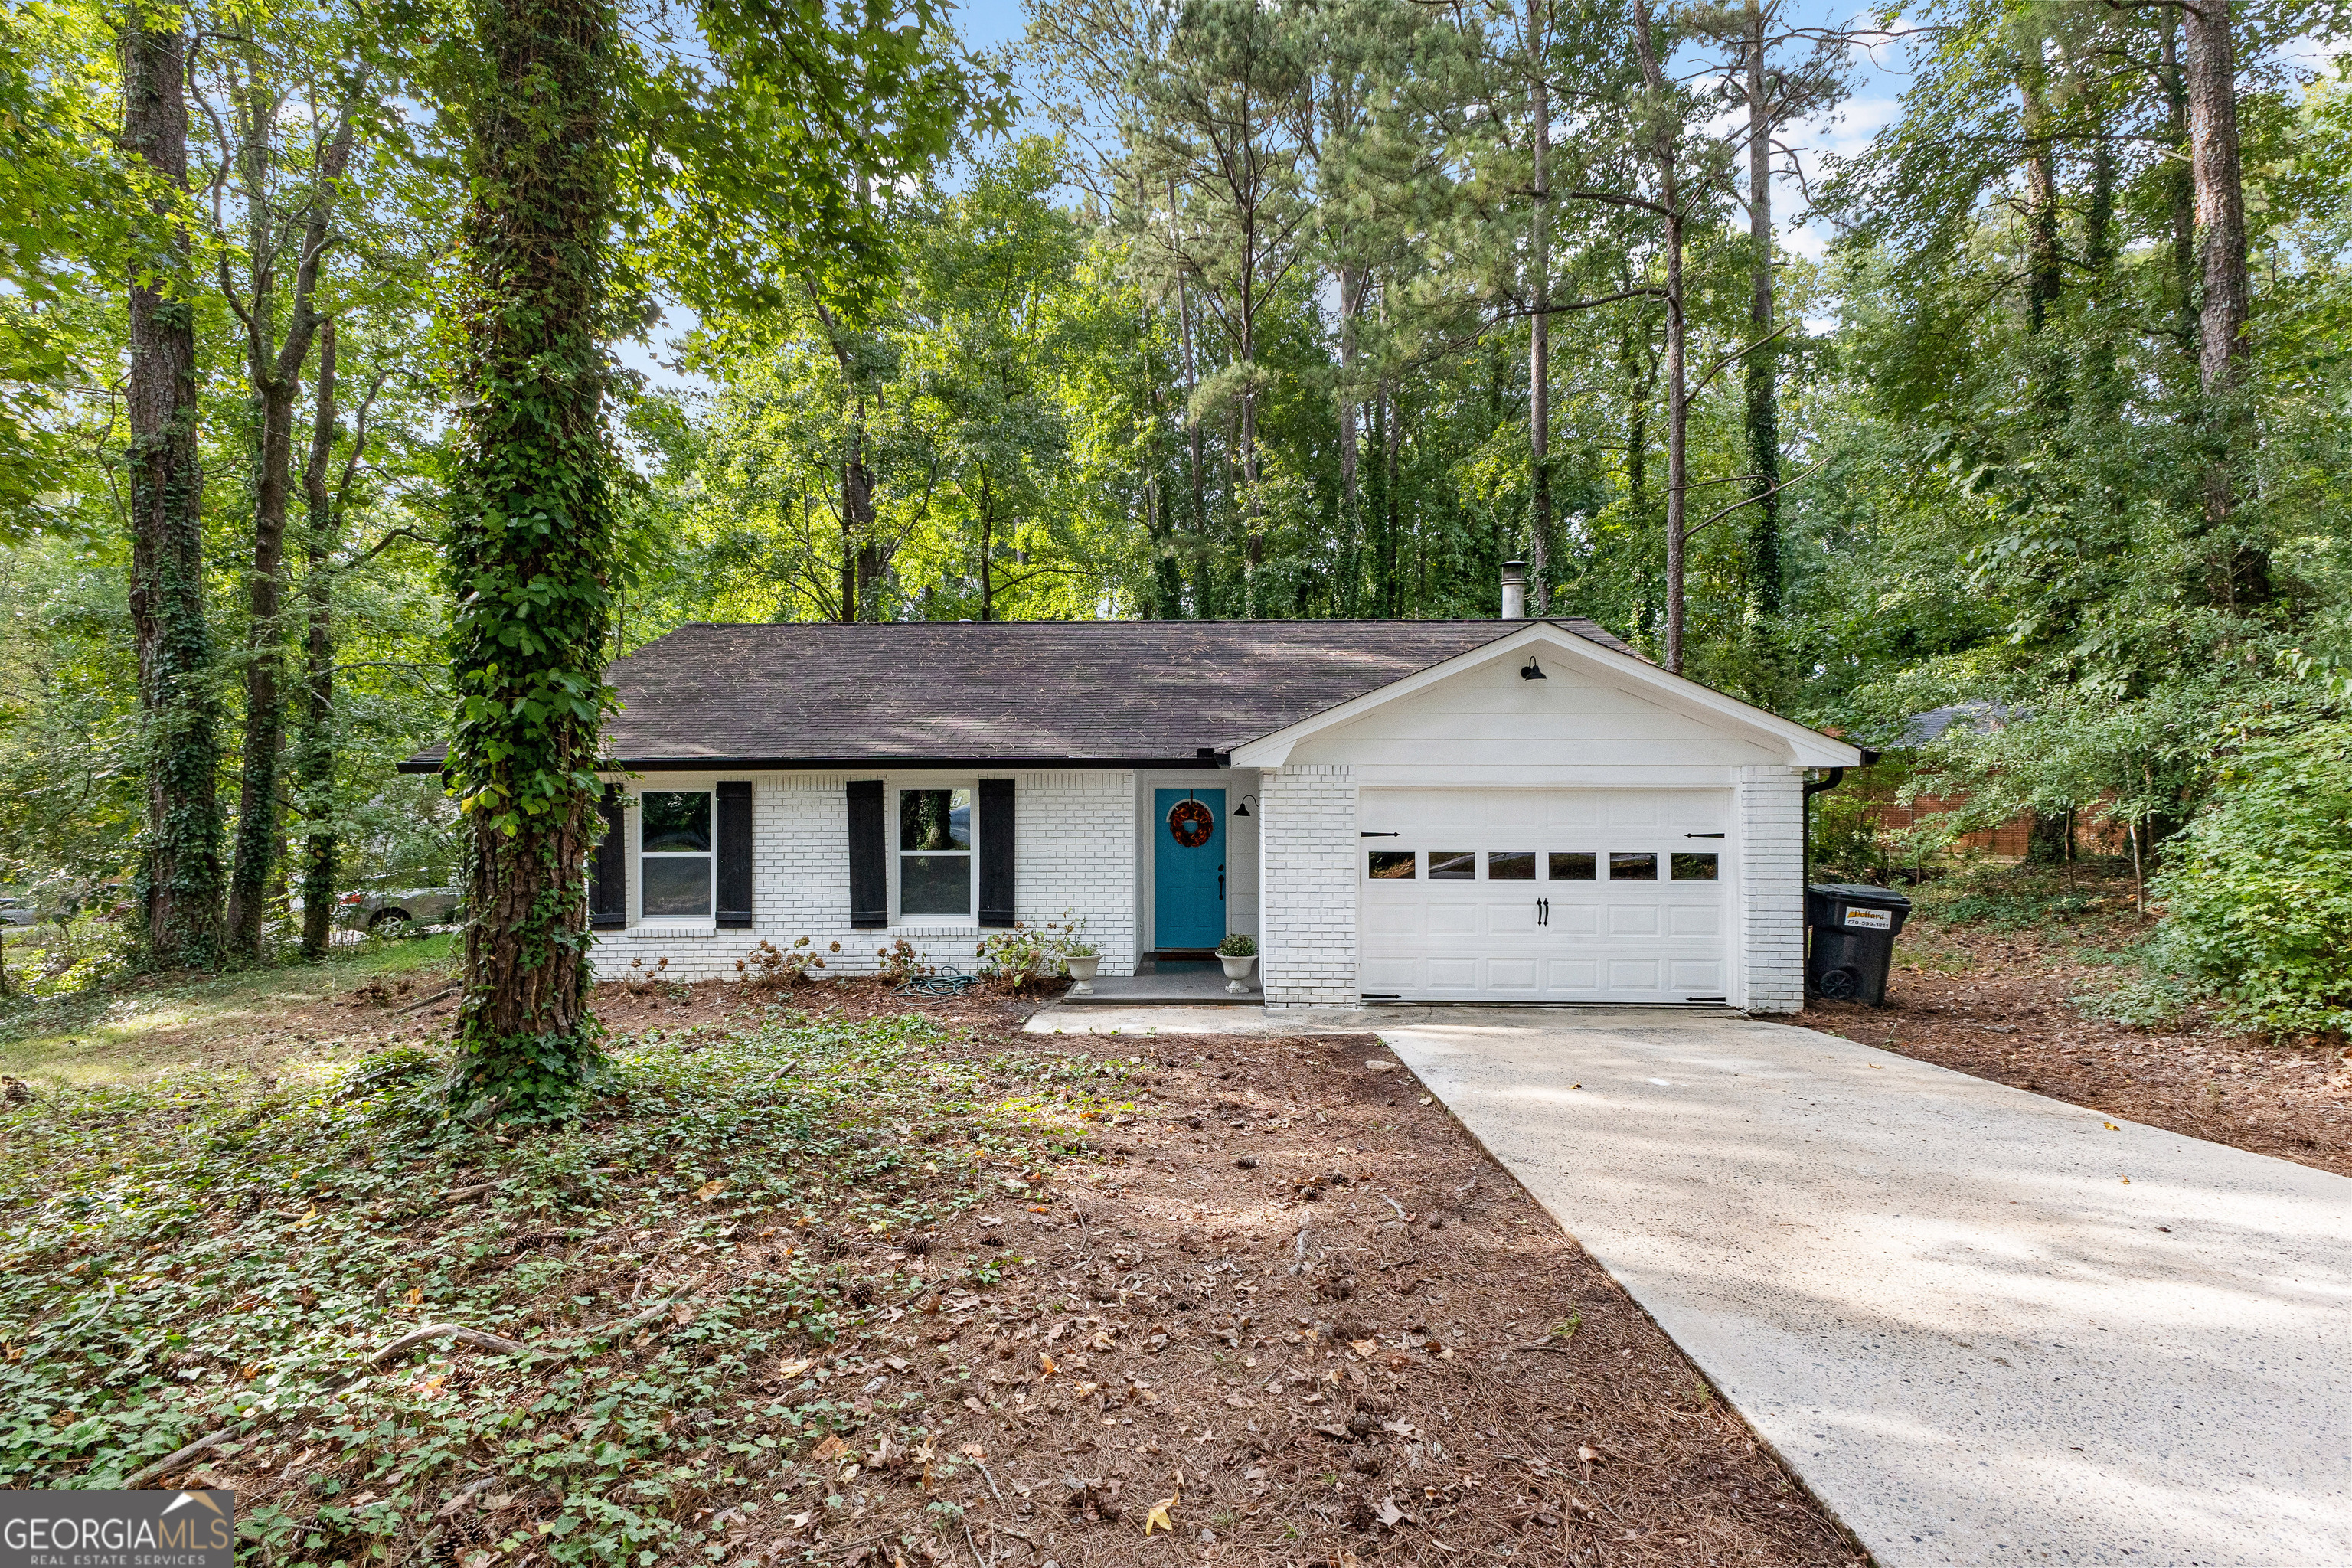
(715, 780, 753, 929)
(847, 779, 887, 928)
(978, 778, 1016, 927)
(589, 784, 627, 929)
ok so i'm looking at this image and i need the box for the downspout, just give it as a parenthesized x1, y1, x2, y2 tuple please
(1801, 769, 1843, 895)
(1801, 749, 1880, 890)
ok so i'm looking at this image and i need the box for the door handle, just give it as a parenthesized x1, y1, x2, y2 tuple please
(1219, 871, 1226, 901)
(1537, 897, 1548, 926)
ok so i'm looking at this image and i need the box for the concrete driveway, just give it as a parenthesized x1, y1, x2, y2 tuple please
(1367, 1008, 2352, 1567)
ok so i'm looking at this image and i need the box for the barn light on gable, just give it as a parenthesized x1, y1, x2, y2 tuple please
(1521, 656, 1547, 681)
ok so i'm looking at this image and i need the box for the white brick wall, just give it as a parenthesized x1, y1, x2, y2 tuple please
(591, 770, 1137, 985)
(1015, 772, 1137, 971)
(1259, 763, 1360, 1008)
(1738, 766, 1806, 1014)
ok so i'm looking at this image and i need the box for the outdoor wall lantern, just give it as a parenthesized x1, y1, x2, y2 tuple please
(1233, 794, 1259, 818)
(1521, 656, 1547, 680)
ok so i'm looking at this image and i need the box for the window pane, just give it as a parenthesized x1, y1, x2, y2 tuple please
(642, 854, 710, 917)
(1671, 852, 1720, 881)
(642, 792, 710, 853)
(1428, 852, 1475, 880)
(900, 789, 973, 851)
(1488, 851, 1535, 880)
(1548, 852, 1596, 881)
(902, 853, 971, 916)
(1367, 851, 1416, 880)
(1609, 851, 1658, 881)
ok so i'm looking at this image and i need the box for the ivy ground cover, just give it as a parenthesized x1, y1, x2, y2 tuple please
(0, 1009, 1116, 1564)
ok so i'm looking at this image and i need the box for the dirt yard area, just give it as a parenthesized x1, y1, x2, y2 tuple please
(1798, 875, 2352, 1181)
(594, 982, 1861, 1567)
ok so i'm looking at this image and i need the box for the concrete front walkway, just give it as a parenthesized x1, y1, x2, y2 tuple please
(1024, 1003, 2352, 1566)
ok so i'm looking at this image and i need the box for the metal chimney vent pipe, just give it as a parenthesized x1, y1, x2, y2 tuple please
(1500, 560, 1528, 619)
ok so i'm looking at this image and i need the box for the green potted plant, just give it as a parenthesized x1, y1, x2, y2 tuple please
(1047, 912, 1100, 994)
(1217, 933, 1257, 993)
(1061, 937, 1102, 995)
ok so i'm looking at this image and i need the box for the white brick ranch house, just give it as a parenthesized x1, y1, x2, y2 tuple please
(403, 593, 1865, 1011)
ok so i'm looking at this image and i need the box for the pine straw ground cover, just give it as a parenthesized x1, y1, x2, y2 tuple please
(1, 985, 1857, 1568)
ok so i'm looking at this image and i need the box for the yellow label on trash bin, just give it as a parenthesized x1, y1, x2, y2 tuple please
(1844, 906, 1892, 930)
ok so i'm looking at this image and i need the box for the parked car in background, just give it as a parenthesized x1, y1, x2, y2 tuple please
(339, 886, 464, 933)
(0, 897, 36, 926)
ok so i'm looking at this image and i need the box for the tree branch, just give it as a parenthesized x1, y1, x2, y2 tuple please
(1565, 188, 1671, 217)
(1691, 323, 1793, 397)
(343, 527, 435, 568)
(1682, 458, 1827, 539)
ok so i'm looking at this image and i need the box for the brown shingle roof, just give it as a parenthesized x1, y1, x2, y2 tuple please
(398, 618, 1637, 771)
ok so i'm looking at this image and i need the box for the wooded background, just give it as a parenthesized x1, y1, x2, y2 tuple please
(2, 0, 2348, 1041)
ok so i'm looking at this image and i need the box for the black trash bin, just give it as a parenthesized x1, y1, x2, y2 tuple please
(1806, 884, 1913, 1006)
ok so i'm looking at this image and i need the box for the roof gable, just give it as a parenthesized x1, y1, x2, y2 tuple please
(1228, 623, 1864, 769)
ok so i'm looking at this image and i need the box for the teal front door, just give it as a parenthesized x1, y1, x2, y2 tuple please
(1154, 788, 1226, 950)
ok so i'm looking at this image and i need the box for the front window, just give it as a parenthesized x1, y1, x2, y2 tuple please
(641, 791, 712, 918)
(900, 787, 974, 917)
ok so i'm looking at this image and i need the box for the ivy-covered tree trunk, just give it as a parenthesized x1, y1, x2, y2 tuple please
(1176, 270, 1210, 618)
(443, 0, 616, 1118)
(1630, 0, 1688, 674)
(122, 15, 225, 968)
(295, 321, 341, 960)
(2158, 15, 2198, 373)
(224, 101, 353, 957)
(1142, 276, 1184, 621)
(2017, 29, 2068, 430)
(1741, 0, 1781, 623)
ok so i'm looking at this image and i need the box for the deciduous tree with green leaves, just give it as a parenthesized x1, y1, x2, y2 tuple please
(427, 0, 995, 1119)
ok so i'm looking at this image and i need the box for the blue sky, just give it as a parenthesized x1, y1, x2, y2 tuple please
(952, 0, 1029, 49)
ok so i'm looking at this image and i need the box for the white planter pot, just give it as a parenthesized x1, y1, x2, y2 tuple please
(1065, 954, 1101, 996)
(1219, 952, 1257, 994)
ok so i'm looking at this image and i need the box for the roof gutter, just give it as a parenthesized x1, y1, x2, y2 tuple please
(397, 753, 1240, 776)
(1799, 747, 1880, 887)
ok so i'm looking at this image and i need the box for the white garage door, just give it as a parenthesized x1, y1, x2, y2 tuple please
(1358, 788, 1732, 1004)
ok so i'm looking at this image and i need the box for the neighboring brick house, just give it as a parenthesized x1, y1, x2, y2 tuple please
(402, 585, 1863, 1012)
(1863, 705, 2128, 860)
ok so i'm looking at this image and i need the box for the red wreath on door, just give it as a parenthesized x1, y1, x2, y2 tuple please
(1167, 798, 1215, 848)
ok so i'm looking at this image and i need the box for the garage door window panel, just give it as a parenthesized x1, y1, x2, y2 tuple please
(1548, 852, 1596, 880)
(1610, 852, 1658, 881)
(1488, 852, 1535, 880)
(1671, 852, 1720, 881)
(1368, 851, 1416, 879)
(1429, 852, 1476, 880)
